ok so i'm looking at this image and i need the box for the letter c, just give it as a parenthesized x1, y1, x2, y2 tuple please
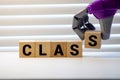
(23, 45, 32, 56)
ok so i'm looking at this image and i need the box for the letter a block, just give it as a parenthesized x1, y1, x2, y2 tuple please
(67, 40, 82, 57)
(19, 40, 35, 58)
(85, 31, 101, 49)
(36, 40, 51, 57)
(51, 41, 67, 57)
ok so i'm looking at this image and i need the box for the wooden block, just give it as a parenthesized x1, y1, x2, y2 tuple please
(19, 40, 35, 58)
(51, 40, 67, 57)
(85, 31, 101, 49)
(67, 40, 82, 57)
(36, 40, 51, 57)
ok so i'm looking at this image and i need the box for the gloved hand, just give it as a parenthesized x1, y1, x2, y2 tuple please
(87, 0, 120, 19)
(87, 0, 120, 40)
(73, 0, 120, 40)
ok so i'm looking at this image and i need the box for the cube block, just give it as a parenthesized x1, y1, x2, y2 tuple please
(85, 31, 101, 49)
(36, 40, 51, 57)
(67, 40, 82, 57)
(19, 40, 35, 58)
(51, 40, 67, 57)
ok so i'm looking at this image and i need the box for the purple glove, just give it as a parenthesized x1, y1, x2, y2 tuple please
(87, 0, 120, 19)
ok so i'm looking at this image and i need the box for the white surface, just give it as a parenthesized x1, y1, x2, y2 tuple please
(0, 52, 120, 79)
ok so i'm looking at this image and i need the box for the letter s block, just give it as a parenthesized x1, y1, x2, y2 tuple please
(19, 40, 35, 58)
(67, 40, 82, 57)
(85, 31, 101, 49)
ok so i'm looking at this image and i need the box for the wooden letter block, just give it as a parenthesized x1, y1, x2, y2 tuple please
(67, 40, 82, 57)
(36, 40, 51, 57)
(19, 40, 35, 58)
(51, 40, 67, 57)
(85, 31, 101, 49)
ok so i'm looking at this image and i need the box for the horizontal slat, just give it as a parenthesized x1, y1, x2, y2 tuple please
(0, 24, 119, 36)
(0, 25, 74, 36)
(0, 4, 87, 15)
(0, 35, 79, 46)
(0, 14, 119, 25)
(0, 4, 119, 15)
(0, 14, 73, 25)
(0, 0, 93, 5)
(0, 34, 119, 46)
(0, 4, 88, 8)
(0, 44, 120, 52)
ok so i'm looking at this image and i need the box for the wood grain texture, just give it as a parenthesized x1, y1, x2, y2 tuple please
(85, 31, 101, 49)
(36, 40, 51, 57)
(51, 40, 67, 57)
(67, 40, 82, 57)
(19, 40, 35, 58)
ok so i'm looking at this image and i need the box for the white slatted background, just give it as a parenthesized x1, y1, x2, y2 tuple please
(0, 0, 120, 52)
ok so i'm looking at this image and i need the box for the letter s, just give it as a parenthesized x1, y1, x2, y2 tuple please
(89, 35, 97, 46)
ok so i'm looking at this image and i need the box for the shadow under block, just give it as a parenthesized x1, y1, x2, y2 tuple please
(51, 41, 67, 57)
(19, 41, 35, 58)
(36, 40, 51, 57)
(67, 40, 82, 57)
(85, 31, 101, 49)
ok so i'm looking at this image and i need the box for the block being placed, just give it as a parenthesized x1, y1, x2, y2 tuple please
(67, 40, 82, 57)
(19, 40, 35, 58)
(85, 31, 101, 49)
(36, 40, 51, 57)
(51, 40, 67, 57)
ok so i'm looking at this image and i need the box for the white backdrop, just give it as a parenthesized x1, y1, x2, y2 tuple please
(0, 0, 120, 79)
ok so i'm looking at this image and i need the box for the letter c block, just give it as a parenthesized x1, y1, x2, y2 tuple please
(19, 40, 35, 58)
(85, 31, 101, 49)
